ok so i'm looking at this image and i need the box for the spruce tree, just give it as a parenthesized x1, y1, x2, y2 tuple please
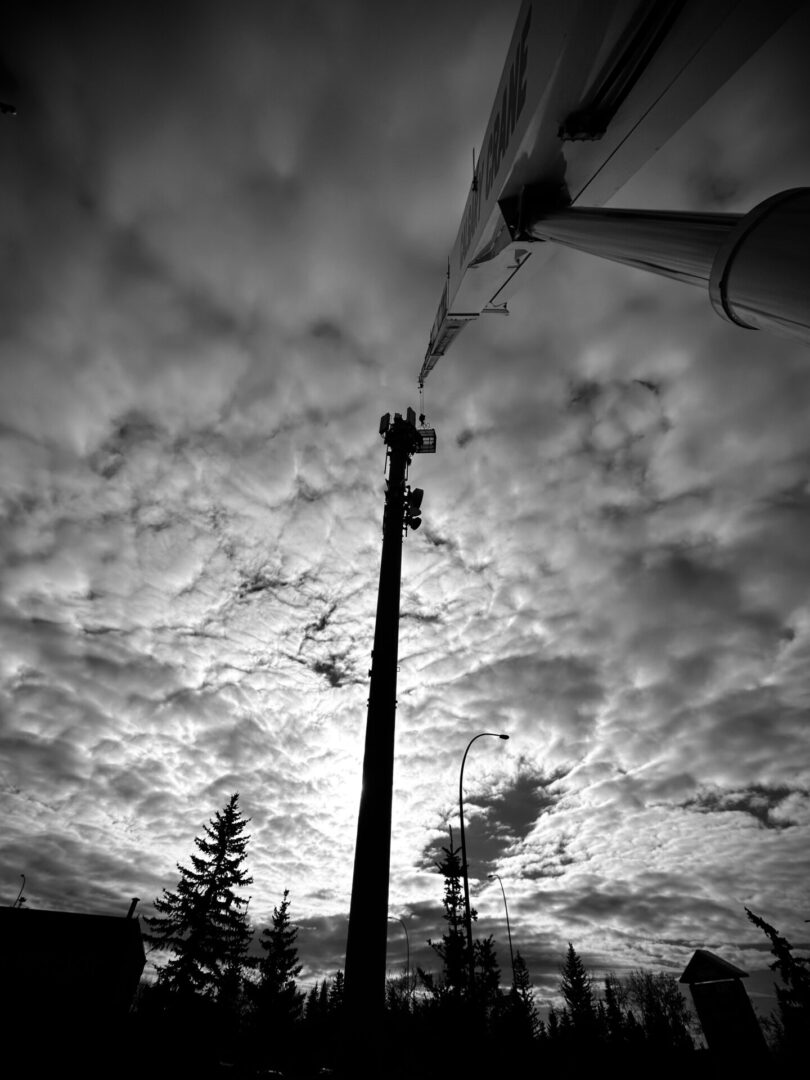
(474, 934, 502, 1007)
(328, 969, 345, 1014)
(318, 978, 330, 1015)
(603, 972, 629, 1044)
(510, 950, 540, 1038)
(546, 1005, 561, 1041)
(425, 832, 476, 997)
(248, 887, 305, 1062)
(745, 907, 810, 1057)
(559, 943, 595, 1034)
(304, 981, 324, 1039)
(145, 793, 253, 1002)
(253, 890, 304, 1020)
(558, 1006, 574, 1042)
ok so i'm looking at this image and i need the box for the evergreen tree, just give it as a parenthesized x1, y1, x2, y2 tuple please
(746, 907, 810, 1057)
(303, 982, 323, 1039)
(145, 793, 253, 1002)
(323, 971, 346, 1070)
(558, 1006, 575, 1042)
(249, 888, 304, 1059)
(603, 972, 628, 1044)
(559, 942, 595, 1032)
(474, 934, 502, 1007)
(305, 982, 319, 1021)
(546, 1004, 561, 1041)
(318, 978, 330, 1016)
(504, 950, 539, 1041)
(303, 979, 330, 1038)
(253, 890, 304, 1018)
(425, 832, 476, 997)
(623, 1007, 643, 1047)
(595, 999, 609, 1043)
(328, 969, 345, 1014)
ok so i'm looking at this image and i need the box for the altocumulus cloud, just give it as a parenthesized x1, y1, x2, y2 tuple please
(2, 0, 810, 1002)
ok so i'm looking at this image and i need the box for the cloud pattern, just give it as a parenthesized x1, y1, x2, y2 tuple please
(1, 0, 809, 1010)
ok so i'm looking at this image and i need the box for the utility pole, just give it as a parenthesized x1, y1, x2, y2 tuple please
(344, 409, 435, 1035)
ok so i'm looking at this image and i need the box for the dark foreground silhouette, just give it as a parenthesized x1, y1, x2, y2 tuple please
(5, 795, 805, 1078)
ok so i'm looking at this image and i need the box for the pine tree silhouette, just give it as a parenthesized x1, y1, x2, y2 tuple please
(509, 950, 540, 1038)
(253, 890, 304, 1015)
(423, 832, 476, 997)
(474, 934, 502, 1006)
(746, 906, 810, 1058)
(248, 888, 304, 1063)
(145, 793, 253, 1002)
(305, 982, 320, 1023)
(328, 969, 345, 1013)
(559, 942, 595, 1034)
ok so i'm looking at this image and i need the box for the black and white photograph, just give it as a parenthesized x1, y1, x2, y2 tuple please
(2, 1, 809, 1076)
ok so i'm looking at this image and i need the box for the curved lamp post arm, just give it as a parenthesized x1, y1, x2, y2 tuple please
(459, 731, 509, 997)
(388, 915, 411, 1002)
(489, 873, 515, 988)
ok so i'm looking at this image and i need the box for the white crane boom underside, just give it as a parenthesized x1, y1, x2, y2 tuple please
(420, 0, 803, 384)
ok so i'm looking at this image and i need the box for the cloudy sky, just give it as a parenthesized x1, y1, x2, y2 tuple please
(2, 0, 809, 1016)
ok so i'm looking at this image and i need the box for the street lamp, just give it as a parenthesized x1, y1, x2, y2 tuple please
(488, 872, 515, 989)
(388, 915, 411, 1002)
(458, 732, 509, 997)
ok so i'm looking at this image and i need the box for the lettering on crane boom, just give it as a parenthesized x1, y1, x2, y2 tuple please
(459, 5, 532, 271)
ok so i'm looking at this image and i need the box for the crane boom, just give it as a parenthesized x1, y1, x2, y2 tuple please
(419, 0, 805, 385)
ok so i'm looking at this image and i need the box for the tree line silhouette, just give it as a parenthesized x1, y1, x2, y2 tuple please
(130, 793, 809, 1078)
